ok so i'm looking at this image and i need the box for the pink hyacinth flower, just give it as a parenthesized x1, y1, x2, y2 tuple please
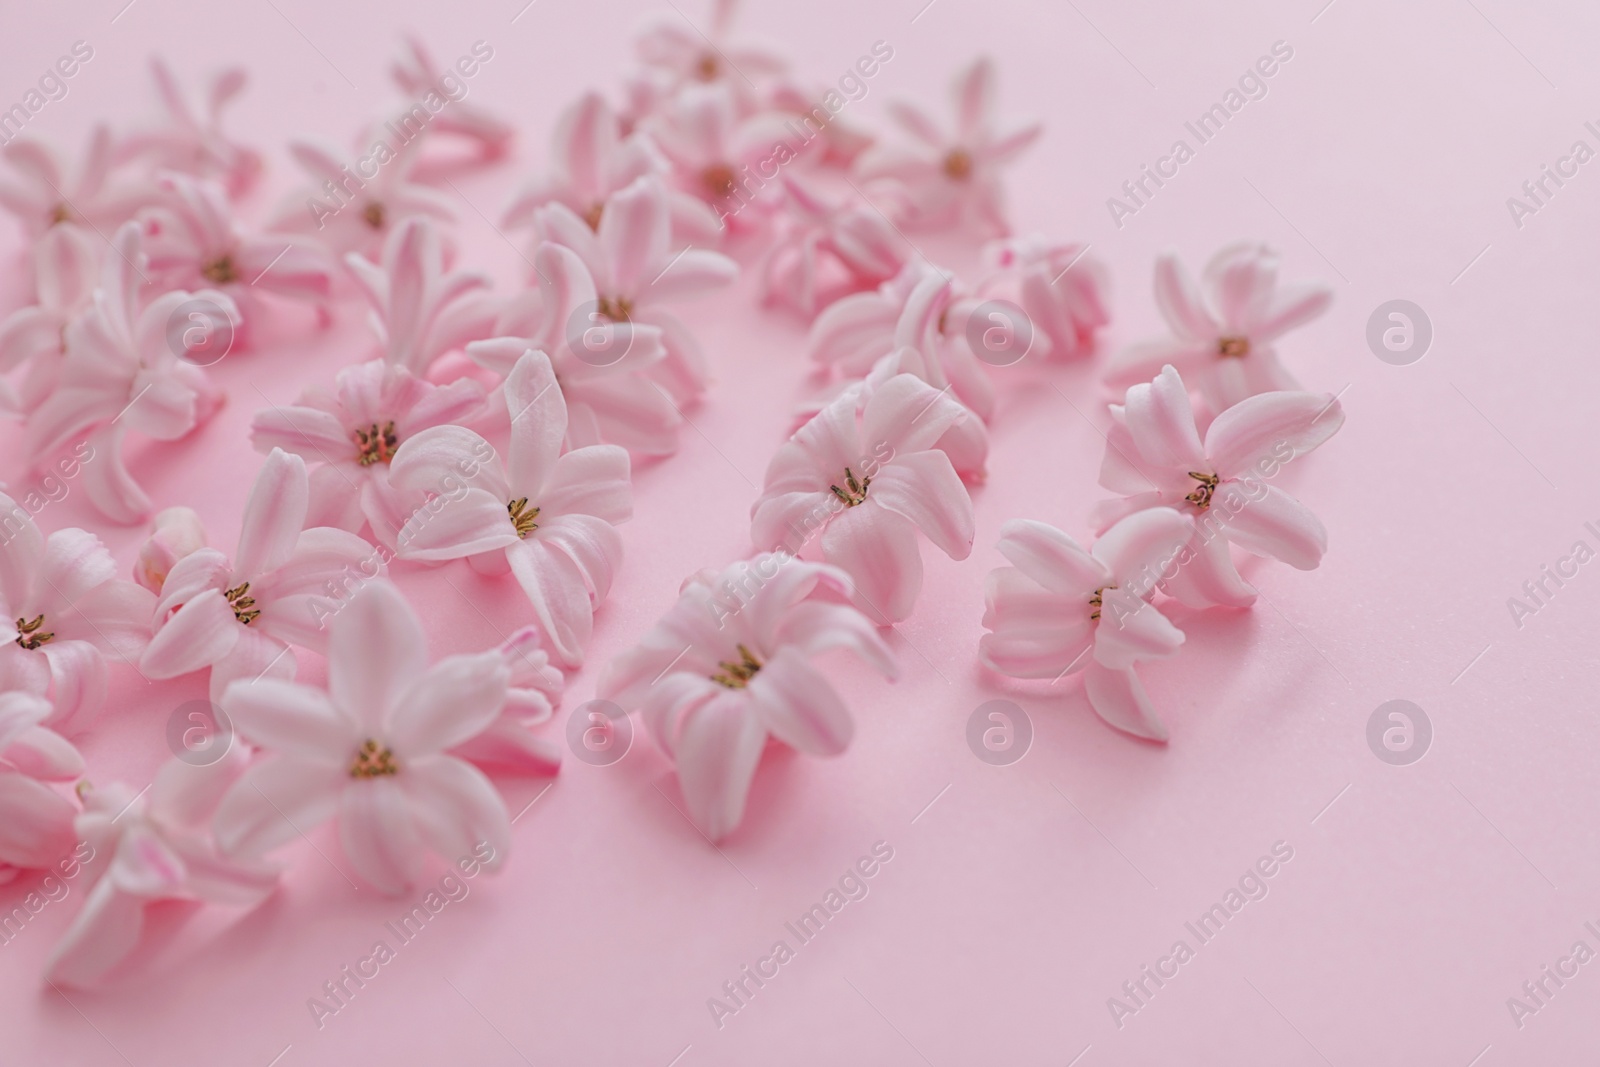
(633, 0, 787, 106)
(502, 91, 722, 247)
(143, 171, 334, 343)
(759, 175, 906, 319)
(0, 126, 154, 240)
(980, 510, 1194, 741)
(1108, 241, 1332, 414)
(211, 580, 515, 894)
(0, 692, 85, 881)
(345, 216, 497, 376)
(470, 241, 680, 455)
(390, 35, 515, 159)
(389, 349, 631, 668)
(249, 358, 486, 548)
(44, 748, 278, 987)
(600, 554, 895, 840)
(270, 135, 456, 259)
(646, 83, 811, 227)
(133, 506, 208, 594)
(0, 222, 99, 411)
(751, 373, 975, 624)
(854, 57, 1041, 235)
(140, 448, 386, 701)
(0, 495, 155, 734)
(801, 269, 994, 481)
(533, 173, 737, 405)
(117, 58, 263, 199)
(807, 259, 967, 377)
(983, 236, 1110, 360)
(449, 626, 565, 776)
(27, 221, 233, 524)
(1095, 365, 1345, 609)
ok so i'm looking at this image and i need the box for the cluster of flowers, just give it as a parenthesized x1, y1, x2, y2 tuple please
(0, 0, 1347, 989)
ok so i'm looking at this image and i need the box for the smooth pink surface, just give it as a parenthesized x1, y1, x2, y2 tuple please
(1, 1, 1595, 1063)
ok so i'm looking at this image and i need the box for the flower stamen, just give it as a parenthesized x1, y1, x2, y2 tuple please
(829, 467, 870, 507)
(702, 164, 738, 199)
(349, 739, 398, 778)
(942, 149, 974, 181)
(1217, 336, 1250, 358)
(224, 582, 260, 625)
(49, 203, 72, 225)
(711, 643, 763, 688)
(362, 202, 386, 229)
(597, 294, 633, 322)
(583, 202, 605, 230)
(202, 255, 238, 284)
(696, 54, 720, 81)
(507, 497, 541, 538)
(1186, 471, 1220, 509)
(1089, 585, 1117, 621)
(15, 614, 53, 650)
(354, 421, 400, 466)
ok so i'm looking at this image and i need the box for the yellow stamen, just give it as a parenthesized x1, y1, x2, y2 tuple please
(362, 202, 386, 229)
(1218, 336, 1250, 358)
(224, 582, 260, 624)
(15, 614, 53, 650)
(349, 739, 398, 778)
(829, 467, 870, 507)
(354, 421, 400, 466)
(1185, 471, 1220, 509)
(507, 497, 541, 538)
(702, 164, 737, 199)
(710, 644, 763, 688)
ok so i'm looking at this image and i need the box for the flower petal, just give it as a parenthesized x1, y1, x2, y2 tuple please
(1092, 588, 1184, 669)
(746, 647, 853, 756)
(328, 581, 429, 731)
(1204, 390, 1345, 480)
(1123, 365, 1205, 471)
(1083, 660, 1168, 742)
(339, 777, 423, 894)
(1212, 484, 1327, 570)
(820, 504, 922, 624)
(387, 651, 510, 758)
(222, 678, 355, 758)
(141, 589, 240, 679)
(866, 449, 974, 561)
(994, 519, 1108, 594)
(399, 755, 511, 871)
(505, 539, 593, 668)
(235, 449, 309, 579)
(213, 755, 344, 857)
(673, 689, 767, 842)
(1091, 508, 1193, 589)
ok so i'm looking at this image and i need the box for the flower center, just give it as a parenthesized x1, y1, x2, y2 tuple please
(354, 421, 399, 466)
(49, 203, 71, 225)
(702, 164, 738, 199)
(349, 739, 398, 778)
(202, 255, 238, 284)
(1089, 585, 1117, 622)
(597, 294, 633, 322)
(1217, 336, 1250, 357)
(696, 54, 720, 81)
(224, 582, 260, 624)
(942, 149, 974, 181)
(583, 201, 605, 230)
(362, 201, 386, 229)
(710, 644, 762, 688)
(15, 615, 52, 650)
(1185, 471, 1219, 509)
(507, 497, 541, 538)
(829, 467, 870, 507)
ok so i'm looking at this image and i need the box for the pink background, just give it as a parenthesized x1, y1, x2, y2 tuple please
(2, 0, 1597, 1063)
